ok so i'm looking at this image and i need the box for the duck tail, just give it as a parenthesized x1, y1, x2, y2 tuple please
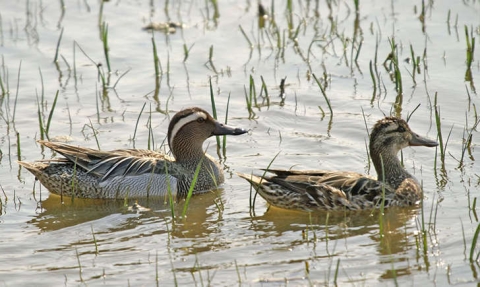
(236, 172, 265, 188)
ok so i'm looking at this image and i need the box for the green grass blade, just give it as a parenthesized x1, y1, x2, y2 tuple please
(181, 157, 203, 217)
(312, 73, 333, 116)
(209, 77, 221, 152)
(469, 223, 480, 262)
(250, 151, 281, 212)
(45, 90, 59, 140)
(222, 94, 231, 158)
(133, 103, 147, 149)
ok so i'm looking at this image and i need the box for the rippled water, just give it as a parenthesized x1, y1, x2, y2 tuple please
(1, 0, 479, 286)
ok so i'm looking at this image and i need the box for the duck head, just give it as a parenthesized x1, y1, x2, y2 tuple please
(369, 117, 438, 161)
(168, 107, 248, 160)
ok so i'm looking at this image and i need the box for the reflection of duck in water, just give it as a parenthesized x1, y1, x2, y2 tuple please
(29, 190, 222, 233)
(239, 117, 437, 212)
(19, 107, 247, 199)
(248, 206, 418, 247)
(245, 206, 420, 283)
(30, 189, 234, 258)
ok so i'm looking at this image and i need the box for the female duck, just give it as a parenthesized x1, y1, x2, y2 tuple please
(239, 117, 438, 211)
(19, 107, 247, 199)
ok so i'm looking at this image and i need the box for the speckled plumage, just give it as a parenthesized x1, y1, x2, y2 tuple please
(239, 117, 438, 212)
(19, 107, 247, 199)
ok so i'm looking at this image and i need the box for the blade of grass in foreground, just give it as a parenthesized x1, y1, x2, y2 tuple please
(222, 94, 231, 158)
(470, 223, 480, 262)
(181, 157, 203, 217)
(378, 155, 386, 238)
(75, 248, 84, 283)
(249, 151, 281, 214)
(209, 77, 218, 118)
(12, 60, 22, 123)
(88, 119, 101, 150)
(164, 161, 176, 220)
(243, 83, 256, 119)
(209, 77, 221, 155)
(132, 102, 147, 149)
(0, 61, 6, 96)
(151, 33, 162, 78)
(183, 43, 194, 62)
(100, 22, 111, 73)
(312, 73, 333, 116)
(16, 131, 21, 161)
(37, 103, 45, 141)
(434, 92, 445, 169)
(147, 104, 154, 150)
(90, 225, 99, 255)
(44, 90, 59, 140)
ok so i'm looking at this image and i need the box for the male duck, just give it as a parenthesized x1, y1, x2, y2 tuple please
(238, 117, 438, 212)
(19, 107, 247, 199)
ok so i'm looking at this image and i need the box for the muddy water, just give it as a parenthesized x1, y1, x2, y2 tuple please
(0, 0, 479, 286)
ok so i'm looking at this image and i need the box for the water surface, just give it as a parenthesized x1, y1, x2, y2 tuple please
(0, 0, 479, 286)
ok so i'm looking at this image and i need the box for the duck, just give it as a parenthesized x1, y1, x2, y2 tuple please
(19, 107, 248, 199)
(238, 117, 438, 212)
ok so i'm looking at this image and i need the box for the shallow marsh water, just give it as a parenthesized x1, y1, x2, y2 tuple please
(0, 0, 479, 286)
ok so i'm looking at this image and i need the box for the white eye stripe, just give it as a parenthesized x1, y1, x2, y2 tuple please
(169, 111, 207, 150)
(384, 123, 399, 133)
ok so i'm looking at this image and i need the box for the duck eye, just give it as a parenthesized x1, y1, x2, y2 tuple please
(197, 117, 205, 123)
(397, 126, 406, 132)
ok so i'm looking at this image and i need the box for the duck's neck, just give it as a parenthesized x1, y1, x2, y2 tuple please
(371, 150, 412, 189)
(171, 137, 206, 163)
(171, 137, 223, 191)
